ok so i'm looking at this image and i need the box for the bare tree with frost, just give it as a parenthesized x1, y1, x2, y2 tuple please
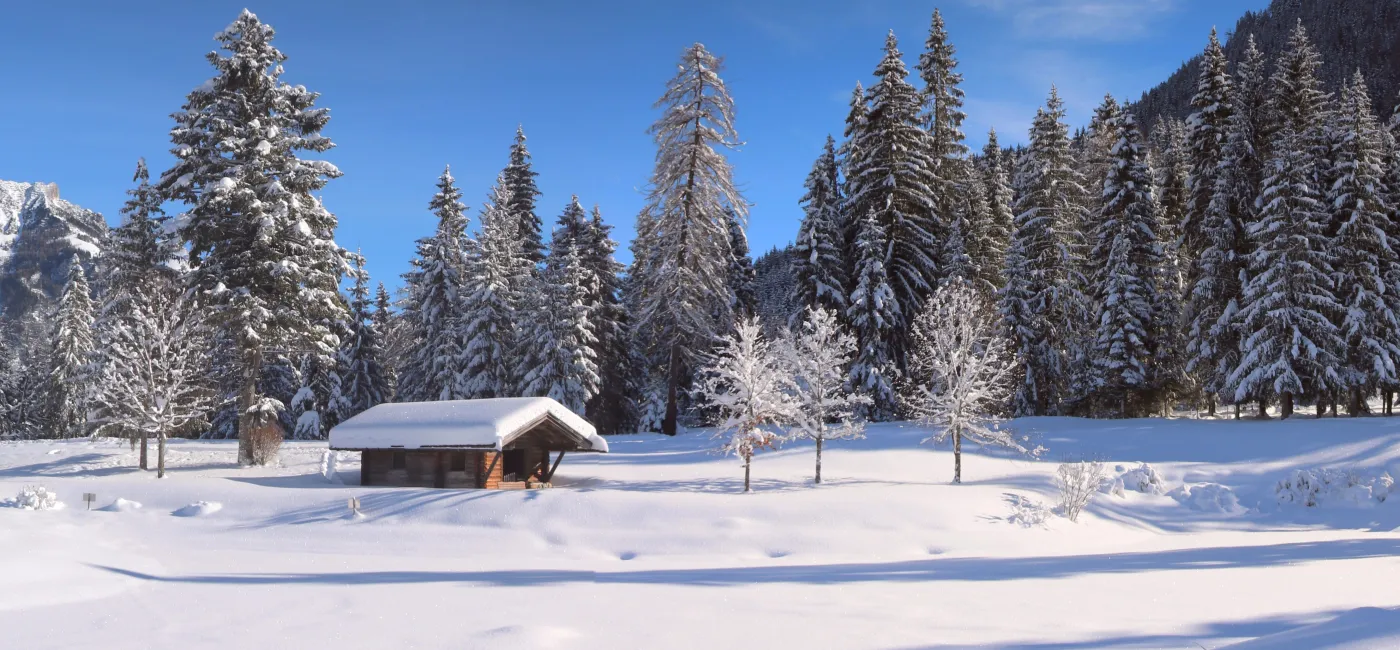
(905, 283, 1038, 484)
(779, 307, 869, 484)
(695, 317, 795, 493)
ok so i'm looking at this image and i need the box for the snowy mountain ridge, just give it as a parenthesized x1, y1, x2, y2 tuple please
(0, 179, 106, 319)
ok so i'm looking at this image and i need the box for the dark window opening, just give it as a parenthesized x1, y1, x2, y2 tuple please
(391, 451, 406, 470)
(502, 449, 526, 481)
(450, 452, 467, 472)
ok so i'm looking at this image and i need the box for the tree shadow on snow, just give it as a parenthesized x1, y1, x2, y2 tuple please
(91, 536, 1400, 588)
(0, 453, 136, 478)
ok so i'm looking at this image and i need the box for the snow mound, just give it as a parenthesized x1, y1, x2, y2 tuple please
(1168, 483, 1245, 513)
(1219, 607, 1400, 649)
(1, 485, 64, 510)
(1100, 462, 1165, 496)
(171, 501, 223, 517)
(1275, 468, 1392, 508)
(98, 498, 143, 512)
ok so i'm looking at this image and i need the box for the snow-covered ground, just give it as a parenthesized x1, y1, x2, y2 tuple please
(2, 416, 1399, 649)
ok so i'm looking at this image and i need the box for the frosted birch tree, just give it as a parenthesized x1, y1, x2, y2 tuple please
(906, 283, 1037, 483)
(696, 317, 796, 492)
(780, 307, 869, 484)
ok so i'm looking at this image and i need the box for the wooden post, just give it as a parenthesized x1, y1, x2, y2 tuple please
(545, 451, 566, 482)
(481, 451, 501, 489)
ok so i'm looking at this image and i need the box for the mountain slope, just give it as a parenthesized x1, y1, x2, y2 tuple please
(0, 180, 106, 320)
(1134, 0, 1400, 129)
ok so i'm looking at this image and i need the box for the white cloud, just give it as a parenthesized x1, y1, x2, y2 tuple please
(964, 0, 1177, 41)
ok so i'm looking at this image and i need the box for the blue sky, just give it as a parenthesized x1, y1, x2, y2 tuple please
(0, 0, 1265, 291)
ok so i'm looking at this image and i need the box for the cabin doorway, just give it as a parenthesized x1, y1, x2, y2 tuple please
(501, 449, 526, 481)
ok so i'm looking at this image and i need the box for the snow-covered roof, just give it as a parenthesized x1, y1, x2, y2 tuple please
(329, 398, 608, 452)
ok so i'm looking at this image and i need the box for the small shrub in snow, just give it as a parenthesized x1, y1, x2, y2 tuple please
(1168, 483, 1244, 513)
(1005, 494, 1051, 528)
(1275, 468, 1392, 507)
(1055, 461, 1106, 522)
(2, 485, 64, 510)
(1100, 462, 1165, 497)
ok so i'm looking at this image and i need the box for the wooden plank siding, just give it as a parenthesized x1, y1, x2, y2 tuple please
(361, 450, 484, 489)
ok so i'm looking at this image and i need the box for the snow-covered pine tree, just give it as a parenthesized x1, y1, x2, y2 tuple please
(96, 284, 215, 477)
(1089, 113, 1164, 417)
(158, 11, 349, 465)
(839, 82, 869, 265)
(398, 166, 473, 402)
(726, 206, 758, 320)
(1189, 36, 1272, 417)
(1154, 120, 1191, 258)
(906, 283, 1035, 484)
(793, 135, 849, 321)
(95, 159, 182, 461)
(975, 129, 1014, 295)
(1329, 71, 1400, 415)
(846, 32, 940, 367)
(780, 306, 868, 484)
(461, 177, 532, 398)
(521, 199, 601, 413)
(695, 317, 795, 493)
(1271, 21, 1332, 175)
(504, 126, 545, 264)
(47, 263, 95, 439)
(954, 172, 995, 295)
(845, 211, 900, 419)
(629, 43, 746, 435)
(1002, 88, 1091, 415)
(1229, 124, 1341, 419)
(581, 205, 636, 434)
(338, 253, 392, 419)
(371, 283, 399, 401)
(1182, 27, 1235, 268)
(917, 8, 969, 273)
(1083, 94, 1122, 215)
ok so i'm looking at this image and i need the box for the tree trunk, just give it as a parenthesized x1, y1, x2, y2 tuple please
(1258, 399, 1268, 419)
(1206, 394, 1216, 417)
(743, 451, 751, 493)
(1387, 391, 1394, 416)
(1349, 388, 1363, 417)
(139, 432, 148, 471)
(814, 436, 823, 485)
(239, 347, 280, 466)
(1281, 392, 1293, 419)
(157, 432, 167, 479)
(1234, 402, 1240, 420)
(953, 430, 962, 485)
(662, 345, 680, 436)
(1317, 393, 1325, 418)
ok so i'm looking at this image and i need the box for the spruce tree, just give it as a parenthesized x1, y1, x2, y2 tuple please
(1182, 28, 1234, 267)
(1003, 89, 1090, 415)
(158, 11, 348, 465)
(339, 254, 391, 418)
(1229, 126, 1341, 418)
(399, 167, 472, 402)
(1089, 114, 1163, 416)
(47, 264, 95, 438)
(505, 126, 545, 264)
(1083, 95, 1122, 212)
(629, 43, 746, 434)
(839, 82, 868, 262)
(976, 130, 1014, 295)
(371, 282, 399, 401)
(845, 212, 900, 418)
(1330, 72, 1400, 414)
(461, 177, 533, 398)
(845, 32, 940, 367)
(917, 7, 969, 267)
(793, 135, 849, 320)
(726, 207, 758, 320)
(522, 200, 601, 412)
(581, 205, 636, 434)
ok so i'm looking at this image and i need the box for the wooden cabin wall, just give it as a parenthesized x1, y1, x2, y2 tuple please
(362, 450, 484, 488)
(479, 451, 505, 489)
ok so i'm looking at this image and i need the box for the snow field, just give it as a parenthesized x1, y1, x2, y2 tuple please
(1, 416, 1399, 649)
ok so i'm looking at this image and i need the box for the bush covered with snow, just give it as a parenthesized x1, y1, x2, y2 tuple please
(320, 450, 344, 484)
(1168, 483, 1245, 513)
(1275, 468, 1392, 508)
(1004, 494, 1051, 528)
(1055, 461, 1106, 522)
(1, 485, 64, 510)
(1099, 462, 1165, 497)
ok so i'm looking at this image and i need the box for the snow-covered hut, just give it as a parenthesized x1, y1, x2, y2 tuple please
(329, 398, 609, 489)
